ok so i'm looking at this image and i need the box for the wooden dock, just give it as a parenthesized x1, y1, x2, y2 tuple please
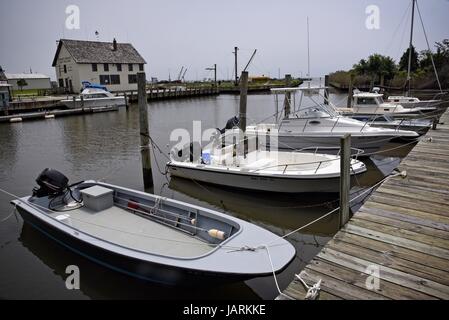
(278, 108, 449, 300)
(119, 87, 219, 102)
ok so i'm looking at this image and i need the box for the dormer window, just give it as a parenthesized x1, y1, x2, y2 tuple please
(104, 63, 109, 72)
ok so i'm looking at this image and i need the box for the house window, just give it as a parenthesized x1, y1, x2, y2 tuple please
(58, 79, 64, 87)
(116, 64, 122, 72)
(128, 74, 137, 84)
(92, 64, 98, 72)
(104, 63, 109, 72)
(139, 64, 144, 71)
(63, 65, 67, 73)
(128, 64, 133, 72)
(110, 74, 120, 85)
(99, 75, 110, 85)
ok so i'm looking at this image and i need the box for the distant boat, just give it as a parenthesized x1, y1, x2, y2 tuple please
(60, 85, 126, 109)
(12, 169, 295, 286)
(167, 145, 367, 193)
(219, 87, 419, 154)
(386, 95, 444, 109)
(338, 90, 438, 119)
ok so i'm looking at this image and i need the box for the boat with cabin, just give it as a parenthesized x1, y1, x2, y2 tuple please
(60, 83, 126, 109)
(337, 90, 437, 119)
(219, 86, 419, 154)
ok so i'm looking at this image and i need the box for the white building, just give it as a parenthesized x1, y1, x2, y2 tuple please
(6, 73, 51, 91)
(52, 38, 146, 93)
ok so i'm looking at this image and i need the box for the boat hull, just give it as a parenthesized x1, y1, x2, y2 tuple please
(61, 97, 126, 109)
(15, 206, 279, 286)
(167, 163, 359, 193)
(274, 134, 394, 154)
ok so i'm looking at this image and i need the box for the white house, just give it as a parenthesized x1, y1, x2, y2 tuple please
(52, 38, 146, 93)
(6, 73, 52, 91)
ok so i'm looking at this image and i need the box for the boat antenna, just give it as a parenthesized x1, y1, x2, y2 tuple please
(307, 17, 310, 79)
(415, 1, 443, 93)
(406, 0, 416, 96)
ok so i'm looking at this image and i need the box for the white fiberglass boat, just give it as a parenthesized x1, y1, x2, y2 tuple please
(61, 85, 126, 109)
(219, 87, 418, 154)
(338, 91, 437, 119)
(167, 145, 367, 193)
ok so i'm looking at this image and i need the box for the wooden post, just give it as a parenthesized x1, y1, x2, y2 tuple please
(137, 72, 153, 191)
(284, 74, 292, 118)
(347, 73, 355, 108)
(72, 96, 76, 109)
(234, 46, 239, 86)
(238, 71, 249, 132)
(124, 92, 128, 108)
(80, 95, 84, 107)
(340, 134, 351, 228)
(432, 117, 438, 130)
(324, 74, 330, 105)
(238, 71, 249, 160)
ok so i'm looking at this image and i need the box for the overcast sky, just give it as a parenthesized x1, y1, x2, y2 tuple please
(1, 0, 448, 81)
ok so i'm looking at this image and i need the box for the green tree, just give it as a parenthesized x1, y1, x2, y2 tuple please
(16, 79, 28, 91)
(353, 54, 396, 88)
(399, 45, 419, 72)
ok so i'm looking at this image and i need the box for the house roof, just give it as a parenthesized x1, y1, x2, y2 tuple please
(52, 39, 147, 66)
(6, 73, 51, 80)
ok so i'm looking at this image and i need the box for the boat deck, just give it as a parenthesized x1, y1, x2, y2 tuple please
(49, 205, 213, 258)
(278, 107, 449, 300)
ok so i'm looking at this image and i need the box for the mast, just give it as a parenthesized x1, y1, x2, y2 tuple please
(406, 0, 416, 96)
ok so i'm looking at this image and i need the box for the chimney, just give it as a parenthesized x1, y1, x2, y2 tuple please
(112, 38, 117, 51)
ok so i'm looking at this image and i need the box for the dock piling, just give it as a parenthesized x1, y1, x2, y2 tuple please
(339, 134, 351, 227)
(137, 72, 154, 191)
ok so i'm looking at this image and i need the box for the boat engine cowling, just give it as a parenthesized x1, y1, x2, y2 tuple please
(33, 168, 69, 198)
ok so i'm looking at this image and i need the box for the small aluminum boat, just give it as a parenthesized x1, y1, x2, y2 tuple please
(11, 169, 295, 286)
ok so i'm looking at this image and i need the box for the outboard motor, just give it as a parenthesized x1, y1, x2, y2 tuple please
(218, 116, 240, 134)
(32, 168, 69, 198)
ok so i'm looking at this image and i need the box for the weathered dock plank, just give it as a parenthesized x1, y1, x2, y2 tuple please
(279, 106, 449, 300)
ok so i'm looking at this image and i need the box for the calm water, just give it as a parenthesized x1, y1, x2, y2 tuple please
(0, 92, 414, 299)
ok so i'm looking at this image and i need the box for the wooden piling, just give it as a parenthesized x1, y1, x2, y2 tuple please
(347, 73, 355, 108)
(340, 133, 351, 227)
(137, 72, 153, 191)
(72, 96, 76, 109)
(238, 71, 249, 132)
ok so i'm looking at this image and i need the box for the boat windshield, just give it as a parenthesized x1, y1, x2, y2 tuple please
(294, 105, 334, 119)
(82, 93, 109, 99)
